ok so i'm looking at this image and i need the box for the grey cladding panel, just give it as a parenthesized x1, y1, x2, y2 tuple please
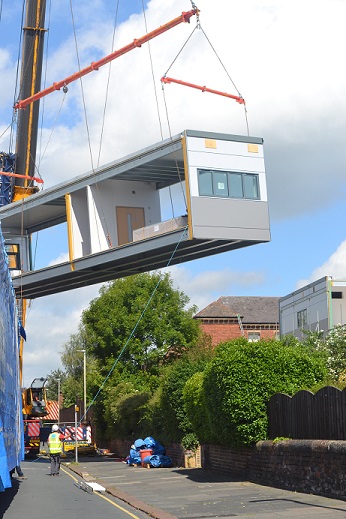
(190, 197, 270, 241)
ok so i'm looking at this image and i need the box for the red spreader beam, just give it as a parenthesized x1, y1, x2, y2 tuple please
(14, 9, 199, 110)
(0, 171, 44, 183)
(161, 76, 245, 104)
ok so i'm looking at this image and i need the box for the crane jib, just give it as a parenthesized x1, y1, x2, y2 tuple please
(14, 8, 199, 110)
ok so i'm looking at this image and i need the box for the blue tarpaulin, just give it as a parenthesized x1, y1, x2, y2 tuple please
(0, 224, 24, 491)
(126, 436, 172, 467)
(141, 454, 172, 468)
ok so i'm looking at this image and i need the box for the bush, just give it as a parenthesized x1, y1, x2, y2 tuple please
(183, 371, 214, 443)
(146, 347, 214, 444)
(202, 338, 328, 447)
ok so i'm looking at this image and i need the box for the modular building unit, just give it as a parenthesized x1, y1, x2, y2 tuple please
(0, 129, 270, 299)
(279, 276, 346, 339)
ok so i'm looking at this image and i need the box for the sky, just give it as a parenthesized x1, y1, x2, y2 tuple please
(1, 0, 346, 387)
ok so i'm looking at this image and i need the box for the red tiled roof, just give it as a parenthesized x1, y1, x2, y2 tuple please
(194, 296, 280, 324)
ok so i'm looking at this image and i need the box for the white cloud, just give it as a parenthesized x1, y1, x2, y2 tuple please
(165, 265, 266, 311)
(22, 283, 101, 387)
(297, 240, 346, 289)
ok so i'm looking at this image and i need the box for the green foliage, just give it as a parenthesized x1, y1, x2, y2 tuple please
(202, 338, 328, 447)
(181, 432, 199, 452)
(324, 325, 346, 379)
(56, 325, 100, 408)
(82, 272, 200, 373)
(45, 369, 66, 401)
(96, 369, 158, 441)
(183, 371, 214, 443)
(105, 389, 150, 439)
(300, 326, 346, 382)
(151, 346, 215, 444)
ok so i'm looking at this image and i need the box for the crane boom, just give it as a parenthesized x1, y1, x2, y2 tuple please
(161, 76, 245, 104)
(14, 8, 199, 110)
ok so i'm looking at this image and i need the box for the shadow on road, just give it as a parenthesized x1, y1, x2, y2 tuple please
(250, 497, 346, 514)
(172, 467, 245, 483)
(0, 479, 19, 519)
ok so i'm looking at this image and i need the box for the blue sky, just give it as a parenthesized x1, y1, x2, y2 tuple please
(1, 0, 346, 386)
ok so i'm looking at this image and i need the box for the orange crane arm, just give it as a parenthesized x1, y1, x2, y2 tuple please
(14, 9, 199, 110)
(0, 171, 44, 184)
(161, 76, 245, 104)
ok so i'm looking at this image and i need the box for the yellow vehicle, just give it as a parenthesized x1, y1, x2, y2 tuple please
(22, 378, 48, 419)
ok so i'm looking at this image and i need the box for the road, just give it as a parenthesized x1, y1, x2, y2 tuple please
(1, 459, 151, 519)
(3, 457, 346, 519)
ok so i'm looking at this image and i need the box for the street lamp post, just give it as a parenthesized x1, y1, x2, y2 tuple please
(57, 377, 60, 426)
(77, 349, 86, 421)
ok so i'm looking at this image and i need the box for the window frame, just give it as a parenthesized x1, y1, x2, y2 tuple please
(5, 243, 20, 270)
(197, 169, 260, 200)
(297, 309, 307, 328)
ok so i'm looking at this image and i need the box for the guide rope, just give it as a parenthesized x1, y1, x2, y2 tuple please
(79, 225, 188, 424)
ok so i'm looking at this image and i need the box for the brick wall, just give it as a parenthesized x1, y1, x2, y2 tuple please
(200, 323, 242, 345)
(106, 438, 193, 467)
(202, 440, 346, 501)
(199, 322, 278, 346)
(105, 437, 346, 501)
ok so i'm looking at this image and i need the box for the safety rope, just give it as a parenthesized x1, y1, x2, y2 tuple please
(161, 88, 188, 217)
(69, 0, 113, 249)
(160, 15, 202, 218)
(37, 0, 52, 172)
(141, 0, 164, 141)
(9, 0, 26, 153)
(79, 225, 188, 424)
(162, 7, 250, 136)
(69, 0, 94, 171)
(96, 0, 120, 169)
(198, 25, 249, 135)
(163, 25, 199, 79)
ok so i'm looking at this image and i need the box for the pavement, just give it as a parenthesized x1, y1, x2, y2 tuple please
(63, 455, 346, 519)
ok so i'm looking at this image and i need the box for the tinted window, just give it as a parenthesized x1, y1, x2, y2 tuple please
(213, 171, 228, 197)
(243, 174, 259, 199)
(198, 169, 260, 200)
(228, 173, 243, 198)
(198, 170, 213, 196)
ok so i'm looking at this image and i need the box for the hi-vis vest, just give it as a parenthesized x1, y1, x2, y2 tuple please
(48, 432, 62, 454)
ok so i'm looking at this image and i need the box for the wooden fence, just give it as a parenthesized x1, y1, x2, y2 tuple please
(268, 386, 346, 440)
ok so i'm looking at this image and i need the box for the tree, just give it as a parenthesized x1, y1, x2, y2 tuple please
(200, 338, 328, 447)
(323, 325, 346, 381)
(57, 325, 100, 408)
(45, 369, 66, 401)
(82, 272, 201, 374)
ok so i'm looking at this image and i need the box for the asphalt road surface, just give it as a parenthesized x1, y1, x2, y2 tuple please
(3, 457, 346, 519)
(1, 459, 151, 519)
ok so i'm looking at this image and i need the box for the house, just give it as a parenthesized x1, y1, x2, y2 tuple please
(279, 276, 346, 339)
(194, 296, 280, 346)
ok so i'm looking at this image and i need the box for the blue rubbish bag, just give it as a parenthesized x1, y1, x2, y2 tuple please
(134, 438, 146, 450)
(142, 454, 172, 468)
(143, 436, 166, 455)
(127, 448, 141, 465)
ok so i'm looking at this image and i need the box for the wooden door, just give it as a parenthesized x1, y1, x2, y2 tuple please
(116, 206, 145, 245)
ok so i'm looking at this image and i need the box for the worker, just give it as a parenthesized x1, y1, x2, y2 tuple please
(47, 424, 63, 476)
(15, 465, 27, 480)
(10, 465, 27, 480)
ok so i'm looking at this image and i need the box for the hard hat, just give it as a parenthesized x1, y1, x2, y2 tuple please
(52, 424, 59, 432)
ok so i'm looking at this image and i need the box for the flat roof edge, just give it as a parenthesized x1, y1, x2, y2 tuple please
(185, 129, 263, 145)
(279, 276, 331, 303)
